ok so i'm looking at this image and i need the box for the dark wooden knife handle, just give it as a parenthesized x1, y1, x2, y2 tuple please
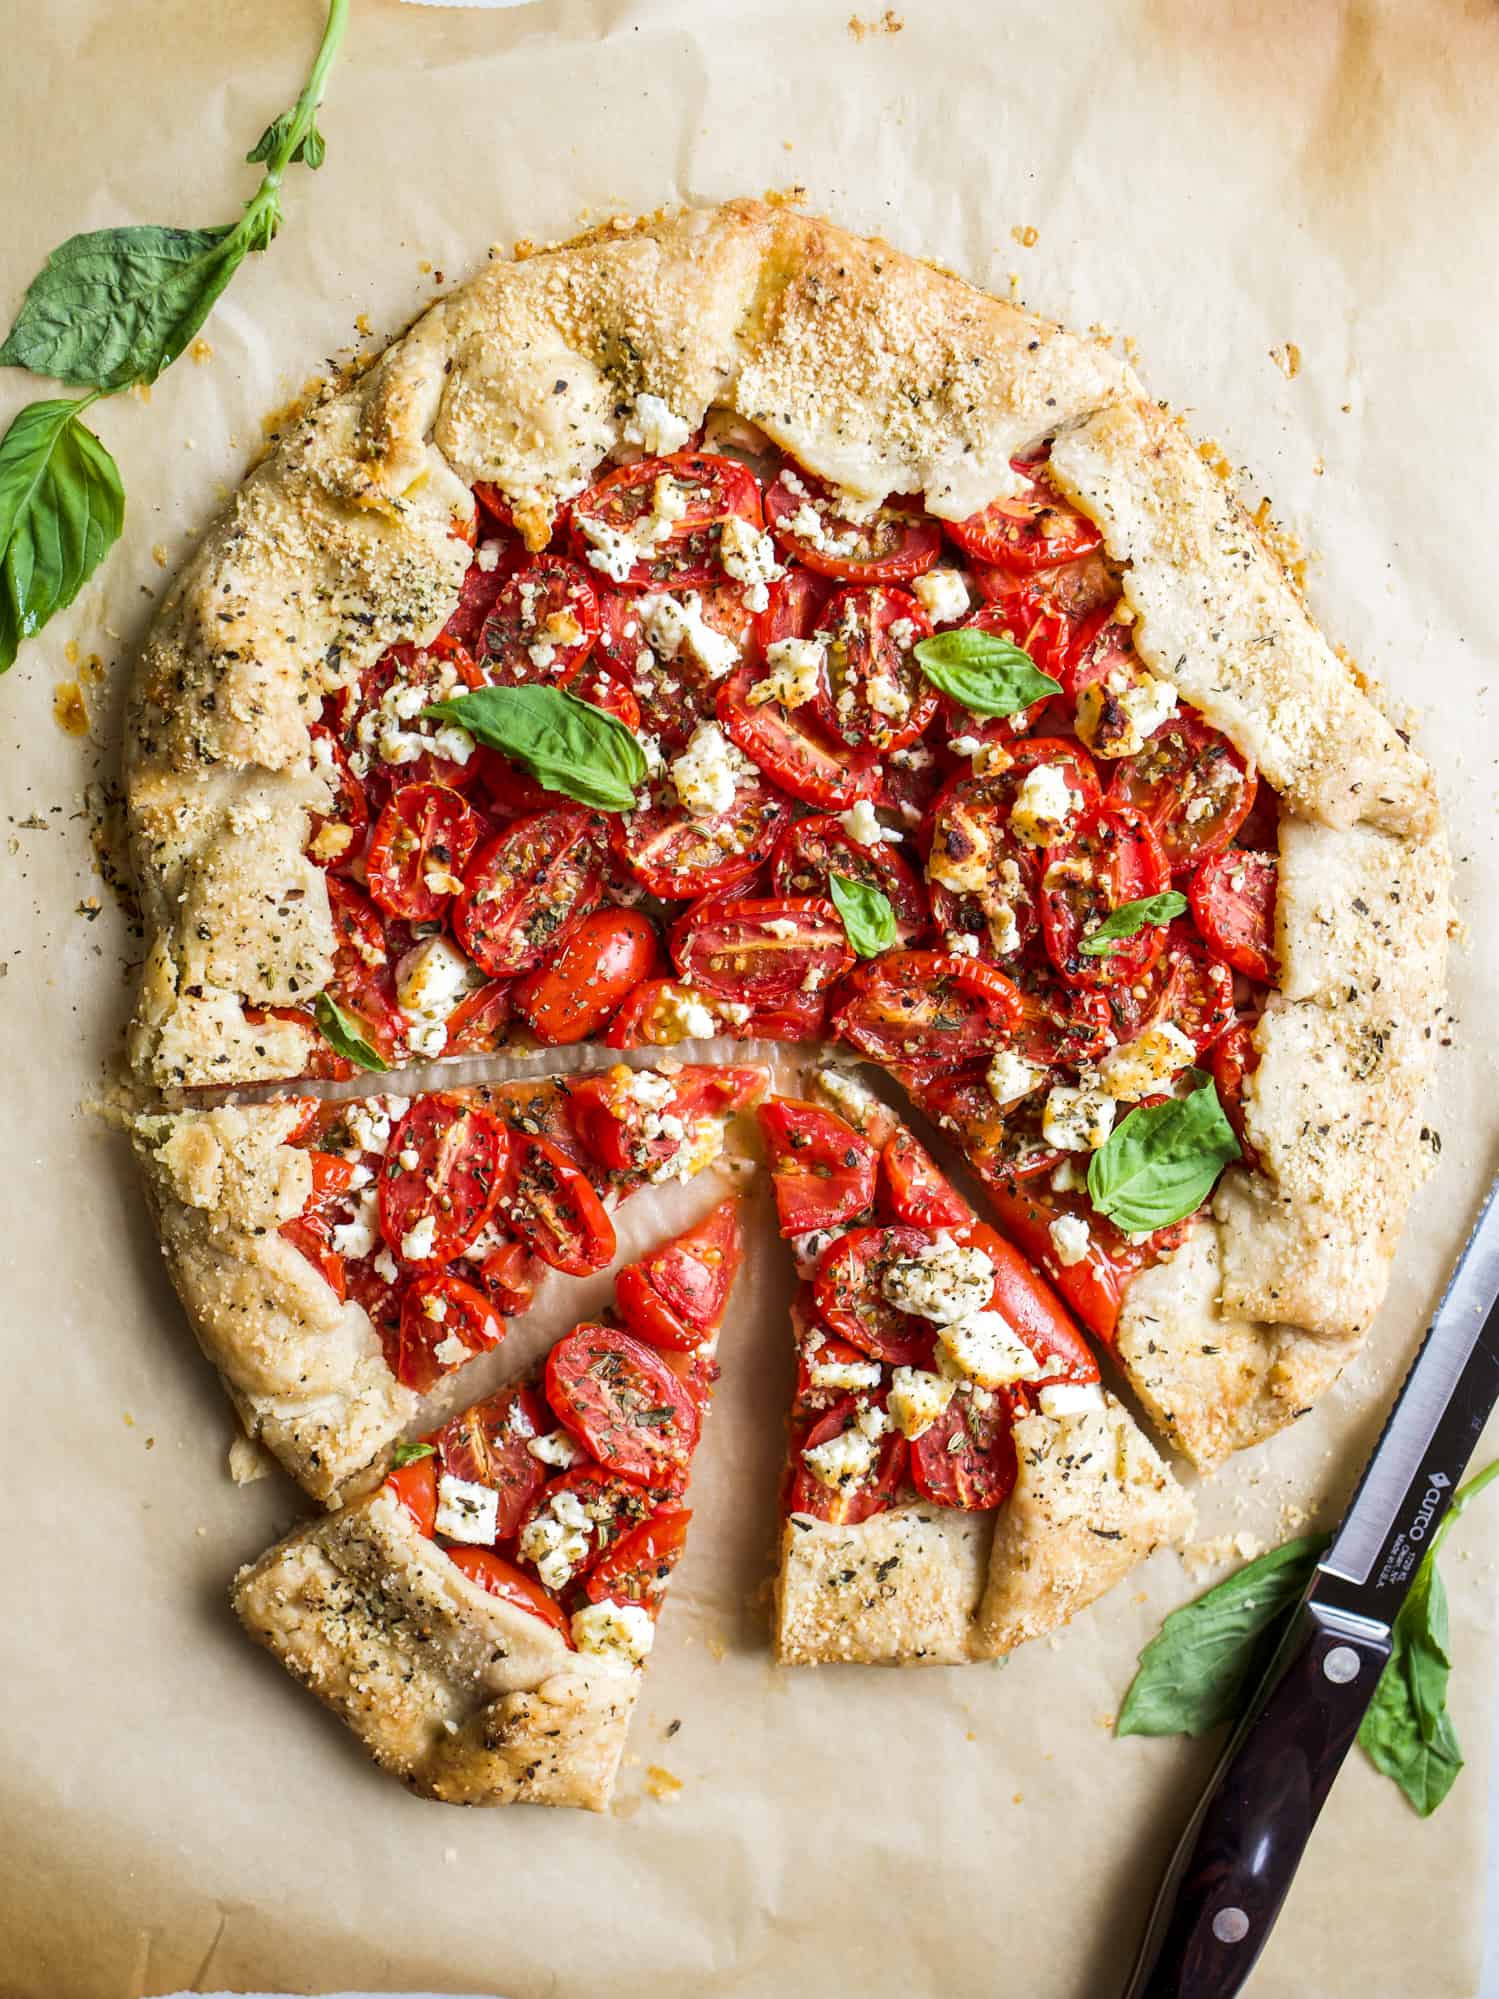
(1121, 1599, 1392, 1999)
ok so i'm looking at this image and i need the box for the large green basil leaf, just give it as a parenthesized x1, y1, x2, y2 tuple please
(912, 627, 1061, 718)
(0, 399, 123, 674)
(1078, 890, 1188, 957)
(423, 684, 647, 812)
(1086, 1071, 1240, 1232)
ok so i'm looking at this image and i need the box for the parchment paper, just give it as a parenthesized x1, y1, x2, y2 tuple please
(3, 1, 1498, 1994)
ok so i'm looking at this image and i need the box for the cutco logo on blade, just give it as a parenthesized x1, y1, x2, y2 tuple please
(1408, 1471, 1453, 1542)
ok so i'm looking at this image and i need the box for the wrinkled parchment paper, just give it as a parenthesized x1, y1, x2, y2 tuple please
(4, 1, 1499, 1993)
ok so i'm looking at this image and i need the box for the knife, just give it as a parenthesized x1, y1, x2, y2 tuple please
(1121, 1175, 1499, 1999)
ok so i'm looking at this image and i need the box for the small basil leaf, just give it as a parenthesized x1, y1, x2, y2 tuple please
(247, 108, 326, 171)
(1087, 1071, 1240, 1233)
(913, 627, 1061, 718)
(423, 685, 646, 812)
(1359, 1664, 1464, 1818)
(829, 871, 896, 958)
(0, 399, 123, 675)
(1116, 1536, 1328, 1739)
(391, 1440, 435, 1468)
(311, 992, 389, 1073)
(1078, 890, 1189, 957)
(0, 225, 244, 390)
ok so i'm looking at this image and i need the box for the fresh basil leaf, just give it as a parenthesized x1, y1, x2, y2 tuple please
(247, 109, 326, 171)
(1116, 1536, 1328, 1739)
(391, 1440, 435, 1468)
(423, 685, 647, 812)
(1359, 1663, 1464, 1818)
(311, 992, 389, 1073)
(913, 628, 1061, 718)
(0, 399, 123, 675)
(829, 872, 896, 958)
(0, 226, 245, 391)
(1087, 1071, 1240, 1233)
(1078, 890, 1188, 957)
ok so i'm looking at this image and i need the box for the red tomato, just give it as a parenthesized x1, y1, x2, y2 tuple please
(326, 874, 390, 997)
(785, 1398, 909, 1523)
(514, 1465, 665, 1580)
(770, 814, 930, 947)
(793, 1328, 883, 1419)
(981, 1181, 1128, 1345)
(478, 555, 600, 685)
(379, 1096, 509, 1265)
(545, 1324, 701, 1488)
(945, 458, 1102, 574)
(718, 662, 872, 811)
(582, 1508, 692, 1612)
(444, 978, 514, 1056)
(384, 1454, 437, 1536)
(904, 1068, 1059, 1189)
(1210, 1015, 1261, 1162)
(455, 807, 605, 979)
(610, 770, 788, 899)
(1008, 965, 1117, 1066)
(304, 1149, 358, 1204)
(593, 582, 755, 747)
(442, 534, 517, 650)
(393, 1270, 506, 1391)
(497, 1132, 615, 1275)
(1149, 926, 1237, 1055)
(908, 1389, 1020, 1510)
(1060, 600, 1136, 701)
(813, 1225, 941, 1366)
(880, 1127, 970, 1230)
(435, 1383, 549, 1539)
(279, 1213, 345, 1299)
(831, 950, 1025, 1071)
(306, 723, 369, 871)
(568, 1064, 761, 1176)
(365, 782, 483, 924)
(602, 978, 722, 1048)
(347, 638, 485, 793)
(1108, 715, 1254, 873)
(1040, 803, 1170, 989)
(758, 1098, 878, 1234)
(957, 1220, 1099, 1382)
(763, 473, 942, 584)
(671, 896, 854, 1002)
(444, 1549, 572, 1639)
(513, 908, 659, 1045)
(615, 1267, 698, 1353)
(618, 1199, 743, 1349)
(813, 586, 938, 755)
(569, 453, 763, 590)
(970, 552, 1116, 679)
(753, 565, 835, 648)
(1189, 850, 1278, 984)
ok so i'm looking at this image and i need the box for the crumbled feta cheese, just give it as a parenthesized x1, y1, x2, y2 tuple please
(517, 1487, 592, 1592)
(398, 1146, 421, 1172)
(839, 796, 899, 847)
(949, 734, 984, 758)
(911, 567, 971, 624)
(670, 722, 748, 817)
(330, 1187, 380, 1262)
(865, 668, 912, 722)
(945, 931, 981, 958)
(435, 1475, 500, 1545)
(527, 1429, 584, 1469)
(396, 935, 479, 1025)
(809, 1352, 884, 1393)
(802, 1425, 880, 1490)
(356, 654, 475, 771)
(1076, 669, 1179, 759)
(1009, 763, 1082, 849)
(571, 1599, 656, 1668)
(751, 635, 825, 708)
(623, 1067, 678, 1110)
(815, 1068, 880, 1122)
(638, 591, 741, 679)
(1048, 1214, 1092, 1267)
(987, 1047, 1044, 1107)
(475, 537, 503, 573)
(624, 391, 693, 457)
(986, 902, 1022, 957)
(790, 1227, 845, 1277)
(882, 1236, 996, 1324)
(344, 1102, 391, 1155)
(400, 1214, 439, 1262)
(856, 1402, 892, 1441)
(927, 808, 992, 894)
(783, 501, 832, 550)
(579, 517, 640, 584)
(1042, 1083, 1117, 1152)
(1037, 1381, 1108, 1419)
(937, 1309, 1043, 1389)
(373, 1247, 398, 1283)
(1050, 1157, 1087, 1194)
(887, 1365, 956, 1439)
(719, 515, 783, 612)
(764, 916, 801, 939)
(654, 986, 721, 1042)
(432, 1333, 470, 1368)
(1096, 1021, 1198, 1102)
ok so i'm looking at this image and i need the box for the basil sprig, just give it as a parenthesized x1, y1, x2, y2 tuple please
(1086, 1070, 1240, 1232)
(829, 871, 896, 958)
(1078, 890, 1188, 957)
(423, 684, 648, 812)
(311, 992, 389, 1073)
(0, 0, 347, 674)
(913, 627, 1061, 718)
(391, 1440, 436, 1468)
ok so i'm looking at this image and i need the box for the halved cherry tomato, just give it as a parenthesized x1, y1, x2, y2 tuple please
(615, 1267, 698, 1353)
(771, 813, 930, 946)
(831, 950, 1025, 1071)
(758, 1098, 878, 1234)
(618, 1199, 743, 1349)
(1061, 600, 1136, 701)
(671, 896, 854, 1001)
(1008, 964, 1116, 1066)
(582, 1508, 692, 1612)
(753, 565, 835, 648)
(1156, 926, 1237, 1054)
(304, 1149, 359, 1204)
(498, 1132, 615, 1276)
(904, 1068, 1059, 1189)
(568, 1063, 760, 1179)
(1210, 1015, 1261, 1162)
(1189, 850, 1278, 984)
(719, 662, 872, 810)
(478, 555, 600, 685)
(880, 1126, 970, 1230)
(278, 1213, 345, 1299)
(1108, 715, 1254, 873)
(785, 1398, 909, 1523)
(444, 978, 514, 1056)
(1040, 802, 1170, 989)
(384, 1454, 438, 1536)
(945, 458, 1102, 574)
(956, 1219, 1099, 1382)
(393, 1270, 506, 1391)
(813, 586, 937, 755)
(565, 658, 642, 730)
(513, 908, 660, 1045)
(602, 978, 722, 1048)
(442, 535, 517, 650)
(546, 1324, 701, 1488)
(379, 1096, 509, 1265)
(971, 551, 1116, 679)
(764, 473, 942, 584)
(909, 1388, 1020, 1510)
(347, 638, 485, 793)
(514, 1464, 665, 1582)
(569, 453, 763, 590)
(435, 1383, 548, 1537)
(478, 1236, 543, 1317)
(456, 808, 605, 979)
(981, 1181, 1128, 1345)
(793, 1328, 883, 1419)
(609, 770, 788, 899)
(593, 581, 755, 746)
(326, 874, 390, 998)
(814, 1226, 942, 1366)
(365, 782, 483, 924)
(444, 1549, 572, 1639)
(306, 723, 369, 870)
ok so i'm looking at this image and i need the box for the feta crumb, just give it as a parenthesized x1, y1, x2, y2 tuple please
(395, 935, 481, 1035)
(718, 514, 783, 612)
(639, 590, 741, 679)
(624, 1068, 677, 1109)
(1042, 1083, 1117, 1153)
(527, 1429, 584, 1469)
(790, 1226, 845, 1277)
(802, 1425, 879, 1490)
(1076, 669, 1179, 759)
(839, 796, 899, 847)
(809, 1353, 884, 1393)
(624, 391, 693, 457)
(911, 567, 971, 624)
(330, 1186, 380, 1262)
(669, 722, 748, 817)
(1036, 1381, 1108, 1419)
(518, 1487, 592, 1592)
(937, 1309, 1043, 1390)
(887, 1366, 955, 1439)
(400, 1214, 439, 1263)
(945, 931, 981, 958)
(987, 1047, 1044, 1107)
(1048, 1214, 1092, 1267)
(751, 635, 825, 708)
(433, 1333, 470, 1367)
(655, 985, 721, 1042)
(475, 538, 503, 573)
(1009, 763, 1082, 849)
(882, 1237, 996, 1324)
(436, 1475, 500, 1545)
(1096, 1021, 1198, 1102)
(571, 1599, 656, 1668)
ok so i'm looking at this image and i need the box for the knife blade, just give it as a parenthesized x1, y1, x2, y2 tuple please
(1121, 1175, 1499, 1999)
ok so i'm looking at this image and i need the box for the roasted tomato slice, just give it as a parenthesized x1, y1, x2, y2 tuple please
(753, 565, 835, 648)
(581, 1507, 693, 1612)
(498, 1132, 615, 1276)
(325, 873, 390, 999)
(569, 452, 762, 590)
(957, 1219, 1099, 1382)
(514, 1464, 666, 1584)
(443, 978, 514, 1056)
(545, 1324, 701, 1488)
(770, 813, 930, 946)
(379, 1096, 509, 1265)
(384, 1454, 438, 1536)
(945, 457, 1102, 574)
(718, 662, 872, 810)
(1040, 802, 1170, 989)
(904, 1068, 1059, 1189)
(455, 807, 605, 979)
(786, 1397, 909, 1524)
(393, 1270, 506, 1391)
(879, 1126, 971, 1230)
(759, 1098, 878, 1234)
(567, 1064, 759, 1176)
(478, 554, 600, 685)
(1210, 1014, 1262, 1162)
(1126, 924, 1238, 1055)
(671, 895, 854, 1002)
(813, 1226, 941, 1367)
(444, 1549, 572, 1638)
(610, 766, 788, 899)
(593, 581, 755, 748)
(306, 723, 369, 871)
(1060, 599, 1136, 701)
(435, 1383, 548, 1536)
(513, 907, 659, 1045)
(1189, 850, 1278, 984)
(279, 1212, 345, 1299)
(908, 1388, 1020, 1511)
(347, 637, 485, 793)
(1107, 714, 1254, 873)
(1008, 962, 1117, 1065)
(970, 550, 1117, 679)
(794, 1326, 883, 1420)
(365, 782, 484, 924)
(980, 1181, 1130, 1346)
(813, 585, 938, 755)
(831, 949, 1025, 1071)
(619, 1199, 743, 1348)
(763, 472, 942, 584)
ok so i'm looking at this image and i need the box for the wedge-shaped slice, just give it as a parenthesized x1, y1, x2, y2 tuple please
(766, 1069, 1191, 1666)
(132, 1063, 764, 1499)
(234, 1200, 741, 1809)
